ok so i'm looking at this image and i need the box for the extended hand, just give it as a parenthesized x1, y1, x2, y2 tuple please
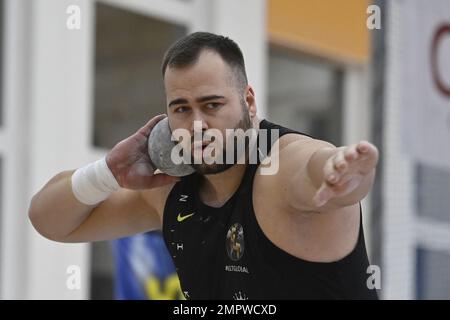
(312, 141, 379, 207)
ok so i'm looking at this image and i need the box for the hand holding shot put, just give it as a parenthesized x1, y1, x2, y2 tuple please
(104, 114, 180, 190)
(28, 32, 380, 299)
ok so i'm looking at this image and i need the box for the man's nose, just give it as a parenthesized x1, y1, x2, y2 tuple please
(190, 113, 209, 134)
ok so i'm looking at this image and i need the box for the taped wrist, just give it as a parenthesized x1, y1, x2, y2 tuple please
(71, 157, 120, 205)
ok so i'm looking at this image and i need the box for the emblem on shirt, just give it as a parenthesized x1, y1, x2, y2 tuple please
(226, 223, 245, 261)
(177, 212, 195, 222)
(233, 291, 248, 300)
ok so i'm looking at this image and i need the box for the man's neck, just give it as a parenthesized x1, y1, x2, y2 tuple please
(198, 116, 261, 208)
(198, 164, 247, 208)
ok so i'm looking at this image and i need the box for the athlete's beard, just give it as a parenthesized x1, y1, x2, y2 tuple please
(191, 100, 253, 175)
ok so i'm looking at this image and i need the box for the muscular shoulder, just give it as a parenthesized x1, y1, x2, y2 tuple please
(254, 132, 335, 212)
(254, 132, 328, 188)
(277, 133, 333, 156)
(263, 132, 332, 166)
(276, 132, 314, 150)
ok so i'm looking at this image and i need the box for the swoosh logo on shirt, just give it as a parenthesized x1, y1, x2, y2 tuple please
(177, 212, 195, 222)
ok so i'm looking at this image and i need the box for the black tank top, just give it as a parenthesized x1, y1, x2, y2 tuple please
(162, 119, 378, 300)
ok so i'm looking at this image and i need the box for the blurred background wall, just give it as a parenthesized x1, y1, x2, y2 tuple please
(0, 0, 449, 299)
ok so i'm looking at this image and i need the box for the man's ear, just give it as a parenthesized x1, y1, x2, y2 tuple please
(244, 85, 257, 117)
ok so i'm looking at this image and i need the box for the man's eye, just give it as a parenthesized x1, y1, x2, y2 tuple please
(206, 103, 221, 109)
(175, 106, 188, 113)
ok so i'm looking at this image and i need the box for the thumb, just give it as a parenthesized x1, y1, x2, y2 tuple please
(313, 184, 334, 207)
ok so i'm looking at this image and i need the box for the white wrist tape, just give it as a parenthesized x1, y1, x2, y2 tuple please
(71, 157, 120, 205)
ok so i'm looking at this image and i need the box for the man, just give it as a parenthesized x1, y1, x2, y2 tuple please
(29, 32, 379, 299)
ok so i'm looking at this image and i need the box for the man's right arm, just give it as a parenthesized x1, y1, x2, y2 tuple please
(28, 169, 172, 243)
(28, 114, 180, 243)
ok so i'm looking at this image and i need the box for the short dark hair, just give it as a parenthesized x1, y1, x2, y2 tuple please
(161, 32, 248, 92)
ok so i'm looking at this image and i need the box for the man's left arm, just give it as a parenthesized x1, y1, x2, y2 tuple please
(272, 137, 379, 213)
